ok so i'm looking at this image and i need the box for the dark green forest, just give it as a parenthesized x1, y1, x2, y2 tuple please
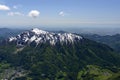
(0, 38, 120, 80)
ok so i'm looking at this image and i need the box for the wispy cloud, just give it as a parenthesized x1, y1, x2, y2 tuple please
(13, 5, 22, 9)
(28, 10, 40, 18)
(13, 5, 17, 9)
(8, 12, 24, 16)
(59, 11, 70, 16)
(59, 11, 65, 16)
(0, 4, 10, 10)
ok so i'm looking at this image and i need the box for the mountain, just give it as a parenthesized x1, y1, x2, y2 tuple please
(8, 28, 82, 46)
(82, 34, 120, 53)
(0, 28, 120, 80)
(0, 28, 24, 40)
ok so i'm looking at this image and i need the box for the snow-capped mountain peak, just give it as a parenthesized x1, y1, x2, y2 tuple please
(31, 28, 48, 35)
(9, 28, 82, 46)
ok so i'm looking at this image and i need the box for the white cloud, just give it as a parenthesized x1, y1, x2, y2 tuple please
(59, 11, 65, 16)
(28, 10, 40, 18)
(0, 4, 10, 10)
(8, 12, 24, 16)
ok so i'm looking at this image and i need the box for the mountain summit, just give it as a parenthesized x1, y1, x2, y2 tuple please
(9, 28, 82, 45)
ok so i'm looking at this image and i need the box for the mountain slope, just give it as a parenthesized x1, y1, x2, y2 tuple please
(0, 28, 120, 80)
(82, 34, 120, 53)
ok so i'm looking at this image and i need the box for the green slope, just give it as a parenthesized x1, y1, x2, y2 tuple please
(0, 38, 120, 80)
(82, 34, 120, 53)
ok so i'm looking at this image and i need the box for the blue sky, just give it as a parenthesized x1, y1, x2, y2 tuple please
(0, 0, 120, 28)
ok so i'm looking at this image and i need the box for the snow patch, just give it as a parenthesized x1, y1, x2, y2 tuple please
(9, 28, 83, 45)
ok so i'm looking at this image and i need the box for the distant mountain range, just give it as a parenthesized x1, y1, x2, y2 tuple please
(83, 34, 120, 53)
(0, 28, 120, 80)
(0, 28, 24, 39)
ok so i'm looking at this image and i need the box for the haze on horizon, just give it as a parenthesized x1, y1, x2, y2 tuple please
(0, 0, 120, 29)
